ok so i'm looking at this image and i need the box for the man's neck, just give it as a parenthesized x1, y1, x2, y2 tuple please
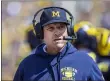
(44, 45, 65, 55)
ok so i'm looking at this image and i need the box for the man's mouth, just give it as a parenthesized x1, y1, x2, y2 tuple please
(54, 38, 62, 41)
(54, 37, 63, 41)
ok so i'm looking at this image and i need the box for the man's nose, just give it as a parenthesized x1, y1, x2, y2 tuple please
(54, 29, 61, 37)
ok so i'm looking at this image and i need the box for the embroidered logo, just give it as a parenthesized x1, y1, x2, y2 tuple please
(52, 11, 60, 17)
(61, 67, 77, 81)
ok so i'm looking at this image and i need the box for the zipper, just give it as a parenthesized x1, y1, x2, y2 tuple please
(56, 54, 61, 81)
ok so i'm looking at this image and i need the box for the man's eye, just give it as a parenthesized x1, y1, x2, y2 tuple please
(47, 27, 54, 31)
(59, 26, 66, 29)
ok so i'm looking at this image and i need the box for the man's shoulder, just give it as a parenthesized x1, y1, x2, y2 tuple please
(74, 50, 93, 58)
(20, 54, 36, 64)
(20, 43, 46, 65)
(75, 49, 97, 62)
(69, 49, 95, 63)
(66, 43, 94, 62)
(62, 49, 95, 72)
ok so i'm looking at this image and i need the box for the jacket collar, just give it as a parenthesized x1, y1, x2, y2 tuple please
(35, 42, 77, 57)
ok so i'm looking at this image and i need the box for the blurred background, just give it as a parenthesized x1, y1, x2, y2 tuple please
(1, 0, 110, 80)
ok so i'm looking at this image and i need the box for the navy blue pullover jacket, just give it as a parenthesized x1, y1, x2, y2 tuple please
(13, 42, 104, 81)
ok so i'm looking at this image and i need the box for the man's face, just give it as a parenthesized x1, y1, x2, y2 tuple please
(43, 22, 68, 49)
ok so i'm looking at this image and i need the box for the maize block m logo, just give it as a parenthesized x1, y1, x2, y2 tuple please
(52, 11, 60, 17)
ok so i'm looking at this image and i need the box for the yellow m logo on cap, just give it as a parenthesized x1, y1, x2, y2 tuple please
(52, 11, 60, 17)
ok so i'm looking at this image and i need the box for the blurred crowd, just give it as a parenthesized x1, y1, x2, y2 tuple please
(2, 0, 110, 80)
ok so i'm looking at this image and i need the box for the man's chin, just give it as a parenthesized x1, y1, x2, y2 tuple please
(56, 43, 65, 48)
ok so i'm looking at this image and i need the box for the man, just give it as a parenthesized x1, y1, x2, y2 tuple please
(13, 7, 104, 81)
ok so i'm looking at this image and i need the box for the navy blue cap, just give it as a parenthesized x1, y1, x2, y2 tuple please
(40, 8, 69, 27)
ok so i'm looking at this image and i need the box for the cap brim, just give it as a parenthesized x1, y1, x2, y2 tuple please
(42, 20, 70, 26)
